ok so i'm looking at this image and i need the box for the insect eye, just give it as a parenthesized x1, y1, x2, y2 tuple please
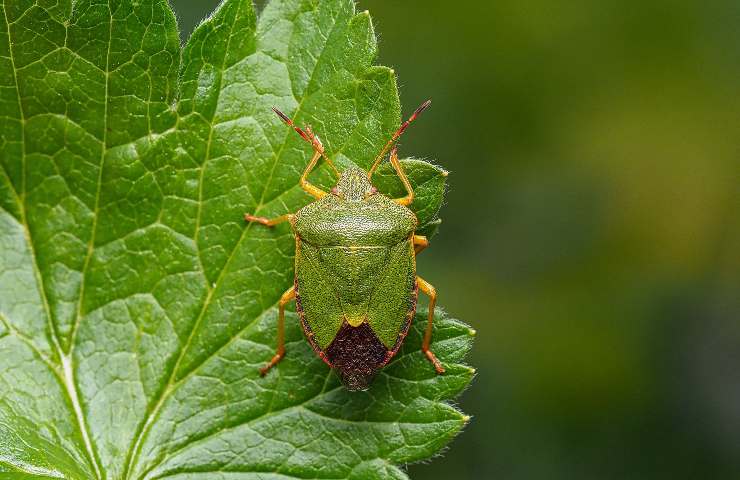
(331, 187, 340, 196)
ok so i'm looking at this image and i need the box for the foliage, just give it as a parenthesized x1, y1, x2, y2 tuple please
(0, 0, 474, 478)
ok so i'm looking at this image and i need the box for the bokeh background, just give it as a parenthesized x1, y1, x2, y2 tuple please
(171, 1, 739, 478)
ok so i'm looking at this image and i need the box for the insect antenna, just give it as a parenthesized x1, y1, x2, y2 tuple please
(272, 107, 339, 176)
(368, 99, 431, 178)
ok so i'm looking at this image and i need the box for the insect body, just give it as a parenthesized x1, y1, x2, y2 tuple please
(245, 101, 444, 391)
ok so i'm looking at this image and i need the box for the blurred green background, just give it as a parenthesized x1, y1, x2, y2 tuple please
(171, 1, 740, 478)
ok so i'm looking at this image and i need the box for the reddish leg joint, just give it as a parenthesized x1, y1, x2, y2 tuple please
(424, 349, 445, 374)
(244, 213, 273, 227)
(417, 275, 445, 375)
(260, 347, 285, 376)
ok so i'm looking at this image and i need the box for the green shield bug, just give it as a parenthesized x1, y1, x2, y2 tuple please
(245, 101, 444, 391)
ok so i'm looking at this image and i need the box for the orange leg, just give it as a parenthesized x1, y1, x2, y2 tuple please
(299, 150, 328, 199)
(416, 276, 445, 374)
(389, 147, 414, 206)
(413, 235, 429, 255)
(260, 286, 296, 376)
(244, 213, 294, 227)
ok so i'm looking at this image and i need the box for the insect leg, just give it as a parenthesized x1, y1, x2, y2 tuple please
(260, 285, 296, 376)
(413, 235, 429, 255)
(389, 147, 415, 206)
(244, 213, 294, 227)
(416, 276, 445, 374)
(299, 150, 328, 199)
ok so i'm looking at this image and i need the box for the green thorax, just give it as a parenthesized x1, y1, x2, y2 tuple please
(294, 167, 417, 246)
(293, 167, 418, 350)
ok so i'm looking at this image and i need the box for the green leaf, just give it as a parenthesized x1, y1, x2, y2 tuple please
(373, 158, 448, 237)
(0, 0, 475, 478)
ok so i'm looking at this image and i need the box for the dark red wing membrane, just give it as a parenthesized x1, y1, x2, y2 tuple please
(295, 282, 417, 391)
(326, 322, 388, 391)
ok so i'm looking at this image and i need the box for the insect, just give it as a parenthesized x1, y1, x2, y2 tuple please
(245, 101, 444, 391)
